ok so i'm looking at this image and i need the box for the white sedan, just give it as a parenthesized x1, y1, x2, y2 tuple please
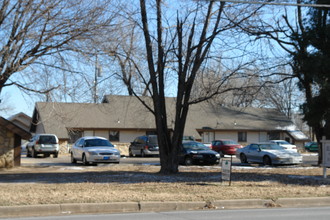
(236, 142, 302, 166)
(71, 136, 120, 165)
(270, 140, 298, 152)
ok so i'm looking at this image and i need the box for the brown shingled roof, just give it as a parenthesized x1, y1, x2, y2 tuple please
(31, 95, 294, 140)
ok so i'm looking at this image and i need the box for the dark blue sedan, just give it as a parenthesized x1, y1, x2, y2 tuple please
(178, 141, 221, 165)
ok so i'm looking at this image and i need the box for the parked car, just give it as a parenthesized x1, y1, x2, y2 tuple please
(129, 135, 159, 157)
(270, 140, 298, 152)
(178, 141, 220, 165)
(236, 142, 303, 166)
(71, 136, 120, 165)
(26, 134, 59, 158)
(304, 142, 319, 152)
(211, 139, 243, 157)
(203, 143, 212, 149)
(21, 141, 28, 153)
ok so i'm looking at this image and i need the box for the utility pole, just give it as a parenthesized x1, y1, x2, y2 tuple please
(93, 55, 102, 103)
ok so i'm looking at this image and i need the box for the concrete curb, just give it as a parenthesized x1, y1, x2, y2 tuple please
(0, 197, 329, 218)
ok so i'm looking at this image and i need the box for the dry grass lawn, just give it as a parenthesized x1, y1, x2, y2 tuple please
(0, 164, 329, 206)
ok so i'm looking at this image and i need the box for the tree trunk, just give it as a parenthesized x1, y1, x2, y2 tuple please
(153, 96, 179, 174)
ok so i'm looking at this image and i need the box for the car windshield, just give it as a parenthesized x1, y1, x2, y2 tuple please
(222, 140, 238, 145)
(260, 144, 283, 150)
(148, 136, 158, 144)
(183, 142, 208, 151)
(39, 136, 57, 144)
(85, 139, 114, 147)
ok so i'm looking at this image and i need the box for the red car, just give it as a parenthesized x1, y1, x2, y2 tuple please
(211, 139, 243, 157)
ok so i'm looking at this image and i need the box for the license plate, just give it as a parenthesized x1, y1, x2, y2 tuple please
(103, 157, 110, 160)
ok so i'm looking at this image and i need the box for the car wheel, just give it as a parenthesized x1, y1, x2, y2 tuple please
(71, 153, 77, 164)
(184, 156, 193, 166)
(263, 156, 272, 166)
(53, 153, 58, 158)
(240, 153, 247, 163)
(32, 148, 37, 158)
(26, 148, 31, 157)
(82, 154, 89, 166)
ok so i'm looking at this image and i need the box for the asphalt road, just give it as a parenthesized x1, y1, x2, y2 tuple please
(20, 153, 318, 167)
(3, 207, 330, 220)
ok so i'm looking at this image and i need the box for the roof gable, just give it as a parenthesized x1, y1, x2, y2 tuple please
(7, 112, 31, 132)
(0, 117, 31, 140)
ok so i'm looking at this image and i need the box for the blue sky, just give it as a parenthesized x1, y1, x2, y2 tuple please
(0, 1, 300, 119)
(1, 86, 34, 118)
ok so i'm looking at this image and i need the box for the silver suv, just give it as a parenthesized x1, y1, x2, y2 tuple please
(26, 134, 59, 158)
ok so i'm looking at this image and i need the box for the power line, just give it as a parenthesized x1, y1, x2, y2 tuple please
(212, 0, 330, 8)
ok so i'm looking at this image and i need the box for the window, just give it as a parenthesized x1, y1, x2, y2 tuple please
(85, 138, 113, 147)
(268, 131, 280, 140)
(39, 135, 57, 144)
(238, 131, 247, 142)
(141, 136, 148, 144)
(77, 138, 84, 147)
(146, 131, 157, 135)
(109, 130, 119, 142)
(68, 130, 83, 143)
(250, 144, 259, 151)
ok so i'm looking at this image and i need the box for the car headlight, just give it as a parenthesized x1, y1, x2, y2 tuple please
(215, 154, 220, 158)
(275, 157, 289, 161)
(88, 151, 98, 156)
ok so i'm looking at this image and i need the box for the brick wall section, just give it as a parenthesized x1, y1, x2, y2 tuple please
(59, 140, 70, 154)
(114, 142, 130, 156)
(0, 127, 14, 168)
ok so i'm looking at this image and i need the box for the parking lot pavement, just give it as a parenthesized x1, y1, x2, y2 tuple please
(20, 153, 162, 167)
(19, 153, 319, 168)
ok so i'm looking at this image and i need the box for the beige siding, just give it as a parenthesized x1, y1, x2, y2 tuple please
(84, 130, 93, 136)
(248, 132, 261, 143)
(94, 130, 109, 139)
(258, 132, 268, 142)
(202, 131, 215, 143)
(214, 132, 237, 141)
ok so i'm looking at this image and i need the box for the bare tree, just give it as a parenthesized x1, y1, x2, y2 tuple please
(134, 0, 263, 174)
(109, 24, 151, 96)
(0, 0, 115, 97)
(259, 76, 302, 118)
(0, 92, 13, 115)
